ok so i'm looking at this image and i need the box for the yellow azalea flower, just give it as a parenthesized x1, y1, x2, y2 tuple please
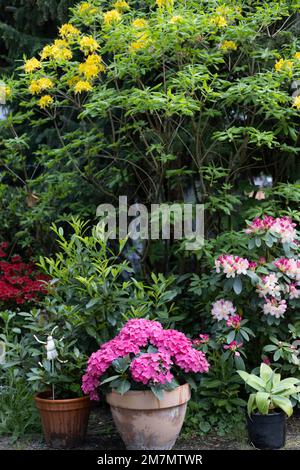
(79, 36, 100, 55)
(103, 9, 122, 25)
(292, 95, 300, 109)
(40, 40, 72, 61)
(29, 78, 53, 95)
(29, 80, 41, 94)
(132, 18, 148, 28)
(74, 80, 93, 94)
(275, 58, 293, 72)
(67, 75, 81, 87)
(24, 57, 41, 73)
(211, 16, 227, 27)
(38, 95, 54, 109)
(79, 62, 99, 80)
(220, 40, 237, 51)
(114, 0, 130, 11)
(294, 52, 300, 60)
(170, 15, 183, 24)
(59, 23, 80, 39)
(156, 0, 173, 7)
(78, 2, 97, 15)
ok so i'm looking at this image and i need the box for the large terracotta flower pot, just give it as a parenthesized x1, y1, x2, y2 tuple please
(35, 392, 91, 448)
(106, 383, 191, 450)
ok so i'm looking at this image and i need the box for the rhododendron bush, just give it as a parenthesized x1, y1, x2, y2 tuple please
(0, 242, 49, 306)
(82, 319, 209, 400)
(190, 215, 300, 385)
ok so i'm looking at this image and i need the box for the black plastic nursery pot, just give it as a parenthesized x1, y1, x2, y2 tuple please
(247, 412, 286, 449)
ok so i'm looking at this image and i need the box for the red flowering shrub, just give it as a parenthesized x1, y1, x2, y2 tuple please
(0, 242, 49, 305)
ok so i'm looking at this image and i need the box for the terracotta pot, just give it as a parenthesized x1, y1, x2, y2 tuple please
(35, 392, 90, 448)
(106, 383, 191, 450)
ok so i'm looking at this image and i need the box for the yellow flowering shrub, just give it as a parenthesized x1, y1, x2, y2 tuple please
(59, 24, 81, 39)
(24, 58, 41, 73)
(74, 80, 93, 94)
(220, 40, 237, 51)
(79, 36, 100, 55)
(114, 1, 130, 11)
(103, 9, 122, 25)
(132, 19, 148, 29)
(78, 2, 97, 15)
(292, 95, 300, 109)
(38, 95, 54, 109)
(275, 58, 293, 72)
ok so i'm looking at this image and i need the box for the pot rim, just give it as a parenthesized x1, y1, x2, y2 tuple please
(106, 383, 191, 410)
(35, 392, 90, 405)
(248, 411, 285, 418)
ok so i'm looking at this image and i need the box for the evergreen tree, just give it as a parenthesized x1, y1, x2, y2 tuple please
(0, 0, 76, 72)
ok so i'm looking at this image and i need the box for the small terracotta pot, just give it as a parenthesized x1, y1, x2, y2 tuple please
(35, 392, 90, 448)
(106, 383, 191, 450)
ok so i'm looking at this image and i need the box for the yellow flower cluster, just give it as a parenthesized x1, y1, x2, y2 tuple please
(78, 2, 97, 15)
(38, 95, 54, 109)
(156, 0, 173, 7)
(274, 58, 293, 72)
(29, 78, 54, 95)
(79, 36, 100, 55)
(294, 52, 300, 60)
(114, 1, 130, 11)
(220, 40, 237, 51)
(292, 95, 300, 110)
(170, 15, 183, 24)
(103, 9, 122, 25)
(210, 15, 228, 27)
(24, 57, 41, 73)
(132, 18, 148, 29)
(79, 54, 105, 80)
(74, 80, 92, 94)
(59, 23, 80, 39)
(41, 39, 72, 61)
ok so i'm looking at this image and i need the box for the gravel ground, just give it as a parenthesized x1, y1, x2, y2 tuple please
(1, 406, 300, 450)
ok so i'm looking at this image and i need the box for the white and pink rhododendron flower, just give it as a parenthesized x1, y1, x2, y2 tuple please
(215, 254, 249, 278)
(263, 298, 287, 318)
(211, 299, 236, 321)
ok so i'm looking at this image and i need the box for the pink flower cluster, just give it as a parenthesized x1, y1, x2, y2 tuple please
(193, 334, 210, 346)
(82, 319, 209, 400)
(245, 216, 297, 245)
(226, 315, 242, 329)
(130, 352, 173, 385)
(211, 299, 236, 321)
(215, 255, 249, 278)
(223, 340, 243, 357)
(274, 258, 300, 281)
(257, 274, 282, 298)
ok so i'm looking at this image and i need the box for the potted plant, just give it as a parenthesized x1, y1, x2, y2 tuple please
(82, 318, 210, 450)
(238, 363, 300, 449)
(31, 325, 90, 448)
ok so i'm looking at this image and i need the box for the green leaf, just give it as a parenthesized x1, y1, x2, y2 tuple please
(233, 276, 242, 295)
(260, 363, 273, 382)
(256, 392, 270, 415)
(271, 396, 293, 417)
(115, 379, 131, 395)
(247, 393, 256, 416)
(151, 385, 164, 401)
(100, 374, 121, 385)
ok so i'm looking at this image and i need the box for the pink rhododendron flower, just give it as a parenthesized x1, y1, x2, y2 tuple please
(215, 255, 249, 278)
(286, 283, 300, 300)
(263, 357, 271, 365)
(223, 340, 243, 356)
(211, 299, 236, 321)
(226, 315, 242, 329)
(130, 352, 173, 385)
(263, 298, 287, 318)
(274, 258, 300, 281)
(249, 261, 257, 270)
(257, 274, 282, 298)
(245, 216, 297, 245)
(193, 334, 210, 346)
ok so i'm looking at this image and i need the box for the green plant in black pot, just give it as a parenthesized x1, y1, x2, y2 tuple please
(238, 363, 300, 449)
